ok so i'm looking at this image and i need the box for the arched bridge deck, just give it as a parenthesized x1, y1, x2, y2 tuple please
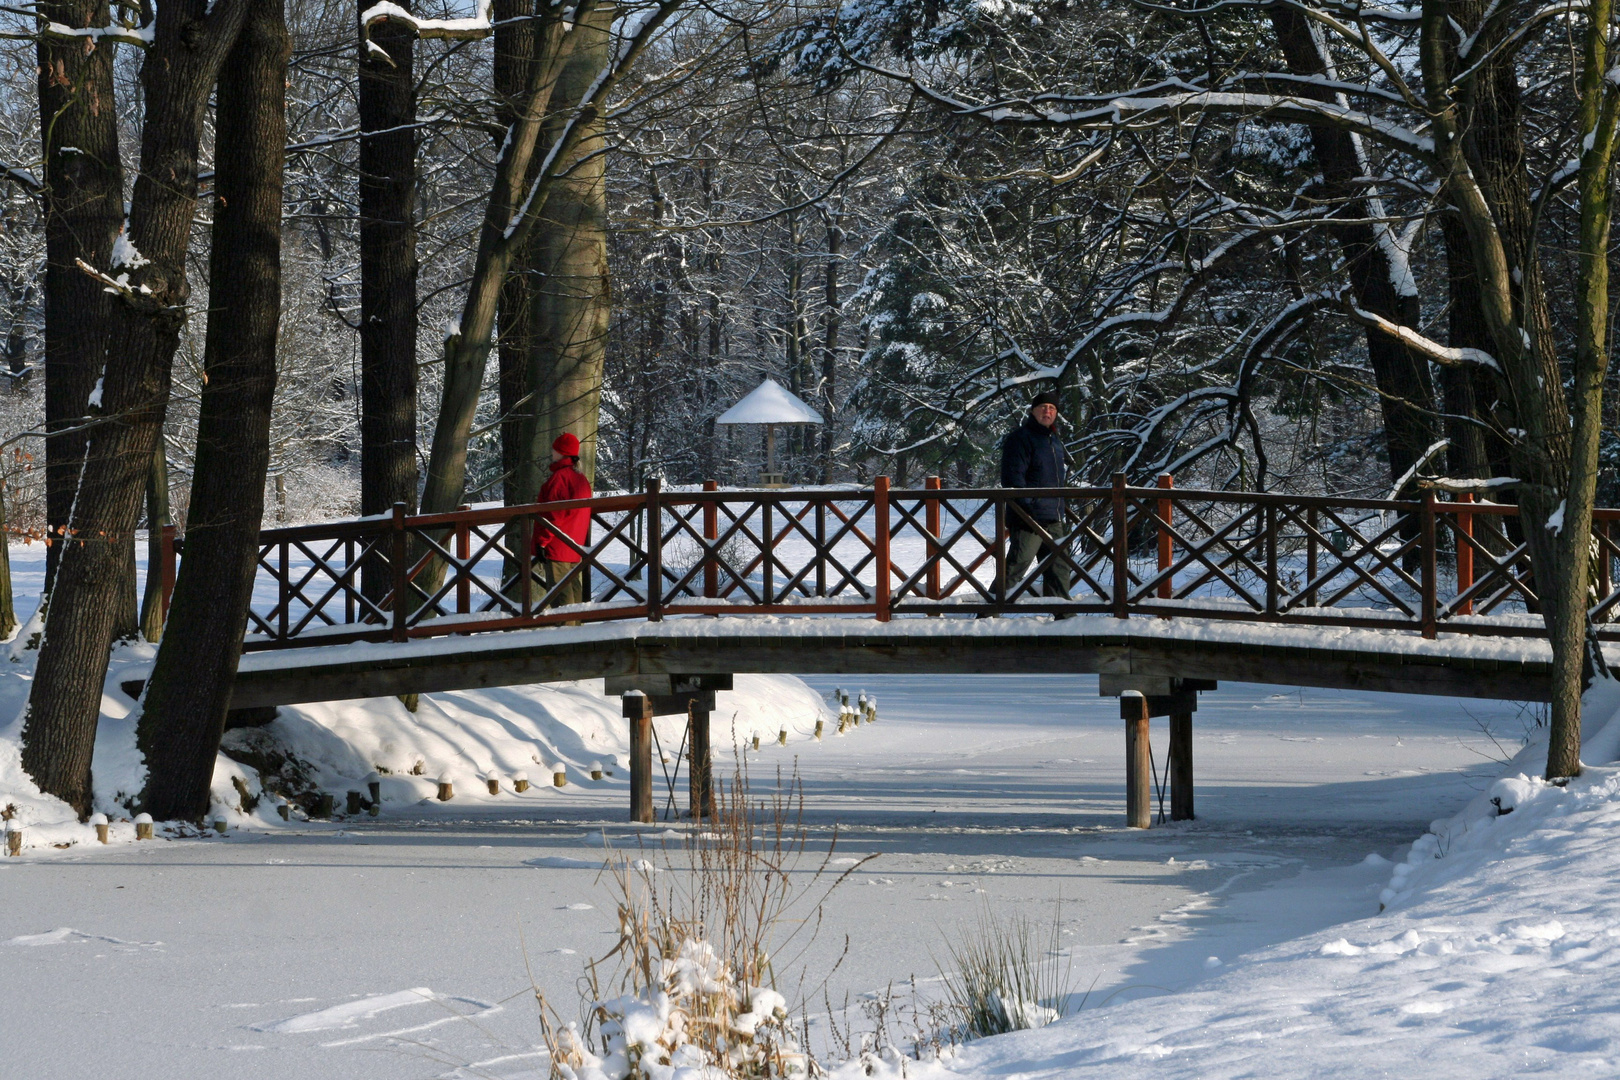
(140, 475, 1620, 706)
(219, 615, 1564, 710)
(142, 477, 1612, 826)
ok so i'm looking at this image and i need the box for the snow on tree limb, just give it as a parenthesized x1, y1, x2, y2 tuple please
(1342, 302, 1500, 370)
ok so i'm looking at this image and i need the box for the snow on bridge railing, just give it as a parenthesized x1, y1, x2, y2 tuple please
(159, 474, 1620, 650)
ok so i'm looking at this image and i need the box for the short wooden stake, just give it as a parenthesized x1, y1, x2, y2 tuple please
(213, 818, 228, 835)
(436, 779, 454, 802)
(277, 801, 290, 821)
(134, 814, 154, 840)
(487, 777, 501, 796)
(513, 771, 530, 793)
(813, 719, 824, 739)
(552, 766, 567, 787)
(1170, 712, 1195, 821)
(315, 793, 335, 818)
(368, 776, 382, 806)
(590, 763, 603, 781)
(347, 790, 363, 815)
(777, 726, 788, 746)
(1125, 695, 1151, 829)
(751, 734, 760, 751)
(6, 827, 20, 856)
(92, 814, 109, 844)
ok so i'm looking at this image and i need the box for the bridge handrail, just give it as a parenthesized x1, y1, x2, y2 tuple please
(165, 473, 1620, 650)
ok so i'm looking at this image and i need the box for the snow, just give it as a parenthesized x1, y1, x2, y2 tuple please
(86, 376, 103, 408)
(8, 539, 1620, 1077)
(715, 378, 825, 426)
(1547, 499, 1566, 534)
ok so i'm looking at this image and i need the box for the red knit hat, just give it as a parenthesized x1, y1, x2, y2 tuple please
(553, 432, 581, 458)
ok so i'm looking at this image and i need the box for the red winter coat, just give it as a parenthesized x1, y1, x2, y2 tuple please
(533, 460, 592, 562)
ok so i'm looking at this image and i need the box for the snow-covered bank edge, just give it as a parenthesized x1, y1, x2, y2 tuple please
(832, 680, 1620, 1079)
(0, 626, 833, 854)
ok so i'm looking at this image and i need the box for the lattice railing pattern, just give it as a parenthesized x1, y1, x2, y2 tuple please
(159, 475, 1620, 650)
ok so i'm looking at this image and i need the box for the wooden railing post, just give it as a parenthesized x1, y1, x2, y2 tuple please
(1111, 472, 1129, 619)
(994, 496, 1007, 607)
(160, 523, 177, 622)
(1305, 506, 1318, 608)
(702, 480, 718, 599)
(391, 502, 408, 642)
(1156, 473, 1173, 605)
(455, 505, 471, 616)
(1421, 490, 1438, 638)
(518, 514, 533, 617)
(762, 497, 774, 603)
(277, 537, 289, 640)
(1456, 493, 1474, 616)
(1264, 502, 1279, 617)
(925, 476, 942, 603)
(646, 478, 662, 621)
(873, 476, 891, 621)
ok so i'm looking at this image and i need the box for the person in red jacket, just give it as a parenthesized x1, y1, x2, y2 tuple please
(533, 432, 592, 612)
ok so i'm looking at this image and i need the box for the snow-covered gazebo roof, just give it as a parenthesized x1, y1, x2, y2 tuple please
(715, 378, 823, 426)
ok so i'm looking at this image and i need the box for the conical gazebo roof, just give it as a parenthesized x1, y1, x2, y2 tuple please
(715, 378, 824, 426)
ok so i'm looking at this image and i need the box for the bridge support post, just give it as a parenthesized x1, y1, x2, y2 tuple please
(1170, 711, 1194, 821)
(689, 705, 714, 820)
(624, 692, 654, 823)
(1103, 675, 1214, 827)
(1124, 693, 1151, 829)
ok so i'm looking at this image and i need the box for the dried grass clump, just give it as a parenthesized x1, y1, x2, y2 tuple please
(939, 906, 1071, 1040)
(540, 762, 868, 1080)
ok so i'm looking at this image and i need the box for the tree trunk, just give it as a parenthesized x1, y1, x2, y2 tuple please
(138, 0, 287, 822)
(359, 0, 418, 602)
(1419, 0, 1583, 778)
(20, 0, 251, 817)
(1269, 9, 1437, 496)
(521, 9, 613, 489)
(0, 477, 15, 641)
(139, 446, 171, 642)
(820, 212, 841, 482)
(496, 0, 540, 507)
(37, 0, 123, 595)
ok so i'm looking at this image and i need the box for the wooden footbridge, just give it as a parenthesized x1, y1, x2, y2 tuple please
(144, 477, 1620, 826)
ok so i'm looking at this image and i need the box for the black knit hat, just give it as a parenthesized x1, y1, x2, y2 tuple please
(1029, 390, 1059, 409)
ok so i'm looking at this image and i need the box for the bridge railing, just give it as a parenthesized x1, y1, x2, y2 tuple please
(168, 475, 1620, 650)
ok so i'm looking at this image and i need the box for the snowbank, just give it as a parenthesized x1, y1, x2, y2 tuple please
(0, 604, 831, 852)
(836, 682, 1620, 1079)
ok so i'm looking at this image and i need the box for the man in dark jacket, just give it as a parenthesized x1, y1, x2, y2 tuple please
(1000, 390, 1072, 601)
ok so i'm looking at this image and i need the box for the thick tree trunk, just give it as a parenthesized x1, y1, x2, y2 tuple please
(1269, 10, 1437, 495)
(359, 0, 418, 602)
(520, 10, 613, 490)
(19, 0, 251, 817)
(37, 0, 123, 595)
(1419, 0, 1583, 777)
(0, 478, 14, 640)
(820, 213, 841, 482)
(138, 0, 287, 821)
(138, 446, 171, 642)
(496, 0, 540, 507)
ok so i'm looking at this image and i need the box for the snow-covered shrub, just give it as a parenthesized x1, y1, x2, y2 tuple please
(543, 762, 863, 1079)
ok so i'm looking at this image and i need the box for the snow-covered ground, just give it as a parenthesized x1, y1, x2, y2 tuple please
(4, 541, 1617, 1079)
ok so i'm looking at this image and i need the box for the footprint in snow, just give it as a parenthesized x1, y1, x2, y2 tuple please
(562, 902, 594, 911)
